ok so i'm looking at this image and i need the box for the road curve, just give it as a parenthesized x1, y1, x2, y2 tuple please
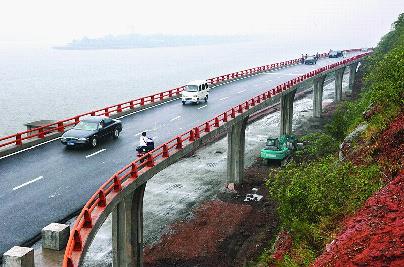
(0, 52, 362, 256)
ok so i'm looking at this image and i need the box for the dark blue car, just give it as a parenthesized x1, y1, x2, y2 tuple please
(61, 116, 122, 148)
(329, 50, 343, 58)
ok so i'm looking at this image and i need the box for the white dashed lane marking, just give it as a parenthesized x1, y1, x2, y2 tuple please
(236, 90, 246, 94)
(13, 176, 44, 191)
(170, 116, 181, 121)
(219, 97, 229, 101)
(197, 105, 208, 110)
(86, 149, 106, 159)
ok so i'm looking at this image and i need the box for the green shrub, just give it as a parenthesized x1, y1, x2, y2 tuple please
(293, 133, 339, 163)
(267, 157, 381, 251)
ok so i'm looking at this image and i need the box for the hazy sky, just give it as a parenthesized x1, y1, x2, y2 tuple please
(0, 0, 402, 46)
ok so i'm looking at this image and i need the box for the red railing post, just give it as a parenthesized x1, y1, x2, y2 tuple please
(214, 117, 220, 127)
(205, 122, 211, 132)
(67, 258, 74, 267)
(104, 108, 110, 117)
(98, 190, 107, 207)
(74, 116, 80, 125)
(223, 112, 228, 122)
(189, 129, 195, 142)
(131, 163, 138, 179)
(38, 128, 45, 139)
(130, 101, 135, 109)
(176, 137, 183, 149)
(162, 144, 169, 158)
(146, 153, 155, 167)
(91, 111, 96, 116)
(58, 122, 64, 133)
(16, 134, 22, 146)
(231, 108, 236, 118)
(83, 209, 93, 228)
(168, 90, 173, 97)
(73, 230, 82, 251)
(194, 127, 200, 139)
(151, 95, 155, 103)
(160, 92, 164, 101)
(245, 101, 250, 110)
(140, 98, 145, 106)
(238, 104, 243, 113)
(251, 98, 256, 106)
(117, 104, 122, 113)
(113, 175, 122, 192)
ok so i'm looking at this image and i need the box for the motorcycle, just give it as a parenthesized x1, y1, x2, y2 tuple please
(136, 140, 155, 162)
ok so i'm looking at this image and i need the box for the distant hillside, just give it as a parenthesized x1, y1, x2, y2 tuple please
(54, 34, 252, 50)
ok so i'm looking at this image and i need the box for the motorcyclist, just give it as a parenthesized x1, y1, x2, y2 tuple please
(137, 132, 154, 153)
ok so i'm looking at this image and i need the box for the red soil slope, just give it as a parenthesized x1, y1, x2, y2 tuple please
(314, 113, 404, 266)
(314, 171, 404, 266)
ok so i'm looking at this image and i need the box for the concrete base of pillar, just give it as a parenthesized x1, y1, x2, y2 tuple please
(41, 223, 70, 251)
(2, 246, 34, 267)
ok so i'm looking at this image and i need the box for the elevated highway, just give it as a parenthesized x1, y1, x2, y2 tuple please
(0, 51, 367, 262)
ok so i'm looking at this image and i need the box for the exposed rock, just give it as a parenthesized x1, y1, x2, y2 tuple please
(339, 123, 368, 161)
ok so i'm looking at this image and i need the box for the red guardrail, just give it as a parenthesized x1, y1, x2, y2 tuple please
(62, 52, 371, 267)
(0, 86, 186, 150)
(0, 52, 338, 151)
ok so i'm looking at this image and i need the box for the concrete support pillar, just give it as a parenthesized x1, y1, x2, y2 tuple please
(112, 183, 146, 267)
(280, 90, 296, 135)
(227, 116, 248, 185)
(313, 75, 326, 118)
(349, 62, 359, 91)
(334, 67, 345, 102)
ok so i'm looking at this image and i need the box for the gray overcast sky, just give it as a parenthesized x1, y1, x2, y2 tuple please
(0, 0, 402, 46)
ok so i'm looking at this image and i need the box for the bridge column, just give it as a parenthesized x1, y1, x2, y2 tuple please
(112, 183, 146, 267)
(348, 62, 359, 92)
(334, 67, 346, 102)
(313, 75, 326, 118)
(280, 90, 296, 135)
(227, 116, 249, 185)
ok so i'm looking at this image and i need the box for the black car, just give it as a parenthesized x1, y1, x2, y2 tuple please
(304, 56, 317, 65)
(61, 116, 122, 148)
(329, 50, 343, 58)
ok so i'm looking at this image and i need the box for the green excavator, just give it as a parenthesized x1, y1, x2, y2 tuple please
(260, 135, 297, 165)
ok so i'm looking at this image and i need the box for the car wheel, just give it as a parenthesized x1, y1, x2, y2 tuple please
(182, 101, 185, 105)
(113, 128, 120, 139)
(196, 98, 200, 104)
(91, 137, 97, 148)
(204, 96, 208, 102)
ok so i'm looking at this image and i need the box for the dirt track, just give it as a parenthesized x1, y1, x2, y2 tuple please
(144, 162, 278, 267)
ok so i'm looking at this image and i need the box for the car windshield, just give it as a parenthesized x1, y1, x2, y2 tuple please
(74, 121, 99, 131)
(307, 57, 314, 60)
(185, 85, 198, 92)
(330, 52, 337, 55)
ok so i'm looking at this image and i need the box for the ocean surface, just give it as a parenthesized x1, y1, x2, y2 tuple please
(0, 41, 331, 137)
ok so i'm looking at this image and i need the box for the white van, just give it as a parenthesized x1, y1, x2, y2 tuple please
(181, 80, 210, 105)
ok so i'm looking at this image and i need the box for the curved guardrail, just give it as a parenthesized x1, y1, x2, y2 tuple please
(1, 50, 364, 151)
(62, 51, 371, 267)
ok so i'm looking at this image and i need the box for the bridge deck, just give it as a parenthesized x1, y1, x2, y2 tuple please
(0, 52, 361, 256)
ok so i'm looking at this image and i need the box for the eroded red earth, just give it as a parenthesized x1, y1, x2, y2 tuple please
(314, 112, 404, 266)
(314, 170, 404, 267)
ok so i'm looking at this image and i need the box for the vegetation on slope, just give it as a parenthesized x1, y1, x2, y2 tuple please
(258, 13, 404, 266)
